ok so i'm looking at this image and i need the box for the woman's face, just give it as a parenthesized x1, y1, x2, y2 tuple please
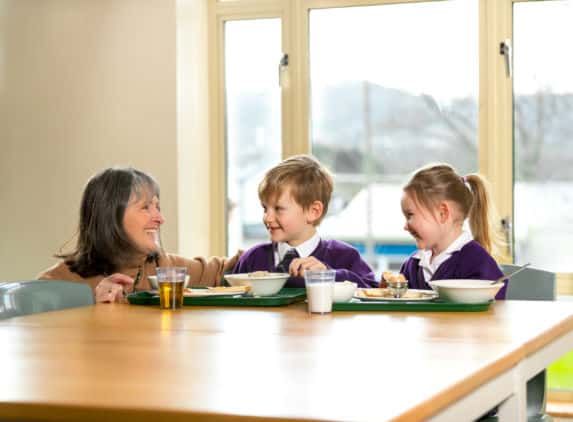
(123, 192, 165, 255)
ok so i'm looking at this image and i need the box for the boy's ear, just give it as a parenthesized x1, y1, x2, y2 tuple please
(306, 200, 324, 224)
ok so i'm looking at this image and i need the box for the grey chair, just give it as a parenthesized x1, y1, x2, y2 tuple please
(478, 264, 556, 422)
(0, 280, 94, 320)
(504, 264, 556, 302)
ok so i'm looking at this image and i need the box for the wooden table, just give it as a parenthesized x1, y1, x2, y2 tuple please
(0, 301, 572, 422)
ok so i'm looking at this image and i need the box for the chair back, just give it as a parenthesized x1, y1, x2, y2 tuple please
(502, 264, 556, 301)
(0, 280, 94, 320)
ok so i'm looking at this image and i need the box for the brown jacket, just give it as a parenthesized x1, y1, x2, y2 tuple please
(37, 252, 240, 294)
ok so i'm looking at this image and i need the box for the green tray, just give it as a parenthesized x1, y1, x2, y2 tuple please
(127, 288, 307, 307)
(333, 298, 494, 312)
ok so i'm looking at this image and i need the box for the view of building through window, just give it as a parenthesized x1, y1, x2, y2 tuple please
(513, 0, 573, 274)
(222, 0, 572, 278)
(310, 0, 478, 272)
(224, 19, 282, 255)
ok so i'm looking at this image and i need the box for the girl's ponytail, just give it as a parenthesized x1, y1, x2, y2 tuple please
(465, 174, 505, 257)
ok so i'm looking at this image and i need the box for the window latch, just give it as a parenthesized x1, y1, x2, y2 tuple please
(278, 53, 289, 88)
(500, 39, 512, 78)
(501, 217, 513, 259)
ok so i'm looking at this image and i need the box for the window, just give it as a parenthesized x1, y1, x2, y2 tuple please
(309, 0, 479, 271)
(209, 0, 573, 283)
(513, 0, 573, 275)
(224, 18, 283, 254)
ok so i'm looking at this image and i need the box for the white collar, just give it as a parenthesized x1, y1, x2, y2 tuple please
(415, 230, 473, 275)
(277, 232, 321, 261)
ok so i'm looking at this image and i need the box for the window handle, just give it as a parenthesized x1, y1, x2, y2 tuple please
(500, 39, 512, 78)
(501, 217, 513, 259)
(278, 53, 289, 88)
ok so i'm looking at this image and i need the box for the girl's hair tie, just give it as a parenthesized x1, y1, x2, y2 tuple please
(461, 175, 472, 192)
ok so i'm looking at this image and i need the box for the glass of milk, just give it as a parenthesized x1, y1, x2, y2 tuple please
(304, 269, 336, 314)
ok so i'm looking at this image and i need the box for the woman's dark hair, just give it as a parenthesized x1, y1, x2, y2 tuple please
(58, 167, 160, 277)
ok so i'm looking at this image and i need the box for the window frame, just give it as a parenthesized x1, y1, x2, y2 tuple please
(208, 0, 513, 257)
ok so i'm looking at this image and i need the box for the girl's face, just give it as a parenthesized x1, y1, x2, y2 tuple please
(261, 187, 318, 247)
(401, 191, 445, 255)
(123, 192, 165, 255)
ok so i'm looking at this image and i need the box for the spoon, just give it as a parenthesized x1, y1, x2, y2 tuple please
(492, 263, 531, 284)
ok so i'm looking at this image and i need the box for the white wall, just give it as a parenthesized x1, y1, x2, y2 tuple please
(0, 0, 196, 280)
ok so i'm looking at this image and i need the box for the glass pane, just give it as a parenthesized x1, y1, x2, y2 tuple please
(513, 1, 573, 275)
(225, 19, 282, 254)
(309, 0, 479, 272)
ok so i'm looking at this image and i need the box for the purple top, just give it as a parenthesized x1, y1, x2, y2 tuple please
(400, 240, 507, 299)
(232, 239, 378, 288)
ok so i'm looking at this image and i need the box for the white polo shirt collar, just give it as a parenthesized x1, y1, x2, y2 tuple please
(275, 232, 321, 265)
(414, 230, 473, 281)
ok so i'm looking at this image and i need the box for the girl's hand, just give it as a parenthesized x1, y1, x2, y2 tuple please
(95, 273, 135, 303)
(289, 257, 327, 277)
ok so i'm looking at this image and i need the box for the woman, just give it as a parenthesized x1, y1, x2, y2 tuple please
(37, 167, 239, 303)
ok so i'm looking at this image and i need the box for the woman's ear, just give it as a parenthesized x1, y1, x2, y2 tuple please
(306, 200, 324, 224)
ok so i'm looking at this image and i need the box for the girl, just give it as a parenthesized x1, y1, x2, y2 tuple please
(400, 163, 507, 299)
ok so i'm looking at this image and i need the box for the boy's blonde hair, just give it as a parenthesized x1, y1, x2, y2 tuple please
(258, 155, 333, 226)
(404, 163, 505, 256)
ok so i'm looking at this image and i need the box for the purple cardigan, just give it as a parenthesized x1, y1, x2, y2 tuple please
(232, 239, 378, 288)
(400, 240, 507, 299)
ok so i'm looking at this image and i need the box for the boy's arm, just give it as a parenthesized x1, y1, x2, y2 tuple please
(319, 241, 378, 288)
(230, 243, 274, 275)
(332, 266, 378, 288)
(328, 251, 378, 288)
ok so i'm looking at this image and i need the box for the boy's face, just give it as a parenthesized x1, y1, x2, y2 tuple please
(261, 187, 318, 247)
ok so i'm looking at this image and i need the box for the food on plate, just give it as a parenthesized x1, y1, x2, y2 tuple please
(182, 285, 251, 296)
(248, 271, 270, 277)
(382, 271, 408, 285)
(358, 288, 427, 299)
(361, 288, 386, 297)
(207, 285, 251, 294)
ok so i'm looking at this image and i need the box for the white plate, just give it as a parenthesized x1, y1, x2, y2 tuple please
(354, 288, 438, 302)
(183, 288, 247, 298)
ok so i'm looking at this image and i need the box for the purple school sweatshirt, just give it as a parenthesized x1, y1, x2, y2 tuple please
(400, 240, 507, 299)
(232, 239, 378, 288)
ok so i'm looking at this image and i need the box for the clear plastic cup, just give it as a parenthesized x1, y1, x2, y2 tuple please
(304, 269, 335, 314)
(156, 267, 187, 309)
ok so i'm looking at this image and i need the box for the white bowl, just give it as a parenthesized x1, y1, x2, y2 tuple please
(333, 281, 357, 303)
(148, 275, 190, 290)
(428, 279, 503, 304)
(224, 273, 290, 296)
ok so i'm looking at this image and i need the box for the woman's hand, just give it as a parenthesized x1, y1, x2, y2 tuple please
(289, 257, 327, 277)
(95, 273, 135, 303)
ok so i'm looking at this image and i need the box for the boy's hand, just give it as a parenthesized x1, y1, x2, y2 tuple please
(289, 257, 327, 277)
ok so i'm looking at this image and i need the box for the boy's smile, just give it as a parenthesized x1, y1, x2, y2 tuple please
(262, 188, 318, 247)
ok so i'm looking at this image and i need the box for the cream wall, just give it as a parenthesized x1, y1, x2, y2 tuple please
(0, 0, 209, 280)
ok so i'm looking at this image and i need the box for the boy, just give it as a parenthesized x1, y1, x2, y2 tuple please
(232, 155, 377, 288)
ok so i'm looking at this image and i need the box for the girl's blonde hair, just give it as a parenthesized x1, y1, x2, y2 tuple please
(258, 154, 333, 226)
(403, 163, 505, 256)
